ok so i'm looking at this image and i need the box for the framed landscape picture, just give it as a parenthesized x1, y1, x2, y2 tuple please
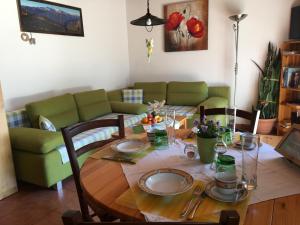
(275, 124, 300, 167)
(17, 0, 84, 36)
(164, 0, 208, 52)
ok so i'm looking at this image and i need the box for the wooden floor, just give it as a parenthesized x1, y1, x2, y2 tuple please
(0, 177, 299, 225)
(0, 178, 79, 225)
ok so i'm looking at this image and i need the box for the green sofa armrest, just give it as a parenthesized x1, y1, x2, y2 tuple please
(208, 86, 230, 103)
(9, 127, 64, 154)
(110, 101, 147, 115)
(197, 97, 229, 113)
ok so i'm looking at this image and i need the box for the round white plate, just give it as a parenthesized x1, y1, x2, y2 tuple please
(112, 140, 146, 154)
(138, 168, 194, 196)
(205, 181, 249, 203)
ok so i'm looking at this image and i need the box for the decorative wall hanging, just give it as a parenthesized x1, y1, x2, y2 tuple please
(17, 0, 84, 36)
(146, 38, 154, 63)
(164, 0, 208, 52)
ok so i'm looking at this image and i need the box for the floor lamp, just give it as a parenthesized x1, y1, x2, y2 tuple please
(229, 14, 248, 133)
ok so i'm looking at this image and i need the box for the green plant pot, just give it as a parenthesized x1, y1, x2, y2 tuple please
(197, 136, 217, 164)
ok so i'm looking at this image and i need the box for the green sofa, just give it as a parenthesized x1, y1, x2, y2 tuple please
(7, 82, 230, 188)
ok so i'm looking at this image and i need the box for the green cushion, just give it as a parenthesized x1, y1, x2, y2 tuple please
(26, 94, 79, 130)
(197, 97, 229, 112)
(110, 101, 147, 115)
(208, 86, 231, 103)
(74, 89, 112, 121)
(167, 82, 208, 106)
(107, 89, 123, 102)
(9, 128, 64, 154)
(134, 82, 167, 104)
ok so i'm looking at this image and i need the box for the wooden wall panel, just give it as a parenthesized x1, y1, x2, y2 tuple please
(0, 83, 17, 200)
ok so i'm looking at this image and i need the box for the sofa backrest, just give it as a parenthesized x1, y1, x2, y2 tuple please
(107, 89, 123, 102)
(25, 94, 79, 130)
(74, 89, 112, 121)
(134, 82, 167, 104)
(167, 82, 208, 106)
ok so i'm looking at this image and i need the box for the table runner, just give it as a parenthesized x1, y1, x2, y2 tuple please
(120, 141, 300, 221)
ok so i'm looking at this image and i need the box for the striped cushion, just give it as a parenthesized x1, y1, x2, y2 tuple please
(122, 89, 143, 104)
(39, 115, 56, 132)
(6, 109, 31, 128)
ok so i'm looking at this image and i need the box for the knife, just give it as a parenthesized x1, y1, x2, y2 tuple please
(187, 191, 207, 220)
(101, 156, 136, 165)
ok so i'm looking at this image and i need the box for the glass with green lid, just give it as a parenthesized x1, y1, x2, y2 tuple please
(215, 155, 236, 181)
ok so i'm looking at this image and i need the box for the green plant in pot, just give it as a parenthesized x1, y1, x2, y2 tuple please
(252, 42, 281, 134)
(193, 118, 222, 164)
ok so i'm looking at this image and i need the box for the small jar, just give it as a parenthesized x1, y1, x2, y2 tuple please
(215, 155, 236, 181)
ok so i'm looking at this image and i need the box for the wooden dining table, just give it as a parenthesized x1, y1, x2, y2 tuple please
(80, 129, 300, 225)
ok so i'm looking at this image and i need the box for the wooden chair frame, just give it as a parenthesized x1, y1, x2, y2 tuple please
(199, 106, 260, 134)
(62, 210, 240, 225)
(62, 115, 125, 221)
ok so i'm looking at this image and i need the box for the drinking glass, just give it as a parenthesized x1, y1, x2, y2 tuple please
(211, 135, 228, 170)
(164, 110, 176, 146)
(241, 133, 260, 190)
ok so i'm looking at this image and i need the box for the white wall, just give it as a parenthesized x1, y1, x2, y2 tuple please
(0, 0, 130, 111)
(126, 0, 296, 110)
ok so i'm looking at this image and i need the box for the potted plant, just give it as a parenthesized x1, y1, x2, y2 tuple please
(193, 118, 221, 164)
(252, 42, 281, 134)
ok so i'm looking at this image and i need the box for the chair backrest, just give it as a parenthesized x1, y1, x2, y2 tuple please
(62, 210, 240, 225)
(199, 106, 260, 134)
(61, 115, 125, 221)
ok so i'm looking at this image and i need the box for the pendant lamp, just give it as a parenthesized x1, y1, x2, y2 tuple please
(130, 0, 166, 32)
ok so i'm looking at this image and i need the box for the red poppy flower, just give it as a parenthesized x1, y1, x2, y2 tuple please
(166, 12, 185, 31)
(186, 17, 205, 38)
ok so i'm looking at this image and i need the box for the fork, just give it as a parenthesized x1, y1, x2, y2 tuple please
(180, 185, 202, 217)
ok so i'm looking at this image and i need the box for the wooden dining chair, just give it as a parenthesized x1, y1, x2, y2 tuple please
(199, 106, 260, 134)
(62, 210, 240, 225)
(61, 115, 125, 222)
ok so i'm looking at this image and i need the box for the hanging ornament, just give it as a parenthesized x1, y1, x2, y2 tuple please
(146, 38, 154, 63)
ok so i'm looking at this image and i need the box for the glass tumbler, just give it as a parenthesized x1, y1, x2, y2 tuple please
(241, 133, 260, 190)
(164, 110, 176, 146)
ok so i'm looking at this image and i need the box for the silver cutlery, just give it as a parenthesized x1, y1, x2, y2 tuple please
(187, 190, 207, 220)
(180, 185, 202, 217)
(101, 156, 136, 165)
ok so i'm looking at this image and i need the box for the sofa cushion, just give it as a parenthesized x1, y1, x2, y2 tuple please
(110, 101, 147, 115)
(9, 127, 64, 154)
(26, 94, 79, 130)
(39, 115, 56, 132)
(167, 82, 208, 106)
(107, 89, 123, 102)
(197, 97, 229, 112)
(74, 89, 112, 122)
(122, 89, 143, 104)
(134, 82, 167, 104)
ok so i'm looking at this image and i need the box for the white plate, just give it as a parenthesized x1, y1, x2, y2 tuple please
(205, 181, 249, 203)
(138, 168, 194, 196)
(112, 140, 146, 154)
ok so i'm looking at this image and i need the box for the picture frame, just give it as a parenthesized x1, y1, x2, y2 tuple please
(16, 0, 84, 36)
(283, 67, 300, 88)
(275, 124, 300, 166)
(164, 0, 209, 52)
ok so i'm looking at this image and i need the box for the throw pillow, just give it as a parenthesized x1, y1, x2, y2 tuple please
(122, 89, 143, 104)
(39, 115, 56, 132)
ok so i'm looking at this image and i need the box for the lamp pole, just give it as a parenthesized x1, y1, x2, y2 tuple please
(229, 14, 247, 133)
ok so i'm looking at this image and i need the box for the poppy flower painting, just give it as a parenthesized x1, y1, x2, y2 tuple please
(164, 0, 208, 52)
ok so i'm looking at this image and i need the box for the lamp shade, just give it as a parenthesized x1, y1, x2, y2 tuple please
(130, 13, 166, 26)
(229, 14, 248, 22)
(130, 0, 166, 31)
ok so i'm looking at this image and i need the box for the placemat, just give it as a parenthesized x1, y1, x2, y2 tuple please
(115, 180, 249, 224)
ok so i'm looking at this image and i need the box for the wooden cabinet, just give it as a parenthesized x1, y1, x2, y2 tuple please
(0, 83, 17, 200)
(277, 41, 300, 135)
